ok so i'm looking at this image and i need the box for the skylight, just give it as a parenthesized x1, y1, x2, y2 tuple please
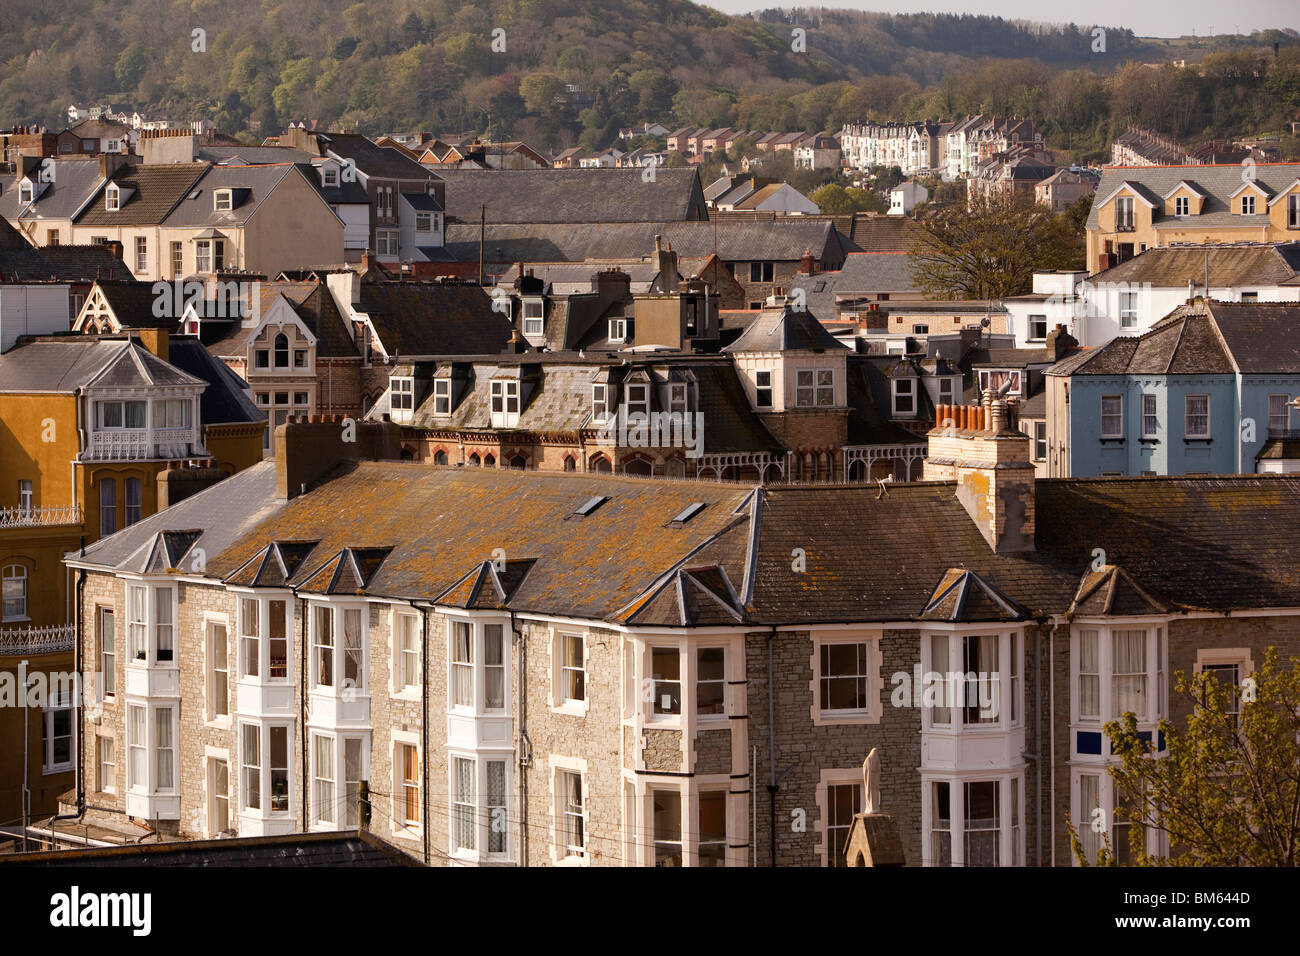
(668, 502, 706, 527)
(573, 495, 609, 517)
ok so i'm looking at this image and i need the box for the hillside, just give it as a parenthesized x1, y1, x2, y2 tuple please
(0, 1, 1296, 159)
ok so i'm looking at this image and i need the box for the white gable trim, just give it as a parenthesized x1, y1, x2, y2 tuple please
(1161, 180, 1206, 200)
(247, 294, 318, 348)
(1095, 181, 1156, 210)
(1266, 178, 1300, 206)
(1227, 179, 1273, 200)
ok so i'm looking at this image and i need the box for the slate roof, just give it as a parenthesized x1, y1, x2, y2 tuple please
(2, 830, 419, 866)
(76, 163, 209, 226)
(1090, 242, 1300, 288)
(723, 303, 848, 352)
(444, 219, 847, 266)
(1087, 163, 1300, 232)
(0, 337, 204, 393)
(163, 163, 318, 228)
(436, 168, 707, 224)
(0, 158, 105, 222)
(92, 280, 163, 325)
(205, 281, 358, 359)
(316, 132, 434, 180)
(199, 145, 316, 165)
(1047, 301, 1300, 376)
(166, 336, 265, 425)
(66, 453, 1300, 623)
(786, 253, 922, 322)
(356, 283, 513, 356)
(0, 220, 125, 282)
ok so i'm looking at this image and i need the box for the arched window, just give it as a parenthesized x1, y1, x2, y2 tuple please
(483, 453, 496, 468)
(590, 455, 611, 473)
(125, 477, 142, 526)
(468, 453, 481, 467)
(433, 449, 448, 466)
(509, 454, 527, 470)
(2, 564, 27, 622)
(99, 477, 117, 536)
(624, 457, 652, 477)
(563, 456, 576, 472)
(664, 457, 686, 479)
(848, 460, 866, 482)
(273, 332, 289, 368)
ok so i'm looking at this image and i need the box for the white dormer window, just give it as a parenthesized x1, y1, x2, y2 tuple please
(1241, 195, 1256, 215)
(416, 213, 431, 232)
(105, 185, 120, 211)
(1174, 196, 1189, 216)
(490, 380, 520, 428)
(522, 299, 544, 336)
(19, 181, 33, 204)
(391, 377, 414, 418)
(892, 377, 915, 416)
(214, 190, 232, 212)
(322, 167, 338, 187)
(608, 318, 627, 342)
(625, 382, 650, 419)
(592, 383, 609, 422)
(433, 378, 451, 415)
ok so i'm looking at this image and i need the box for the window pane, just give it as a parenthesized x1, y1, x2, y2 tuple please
(651, 647, 681, 715)
(269, 726, 289, 811)
(698, 791, 727, 867)
(653, 789, 682, 866)
(1112, 630, 1147, 718)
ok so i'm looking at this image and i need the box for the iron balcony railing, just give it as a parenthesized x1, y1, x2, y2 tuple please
(0, 623, 76, 655)
(0, 504, 82, 529)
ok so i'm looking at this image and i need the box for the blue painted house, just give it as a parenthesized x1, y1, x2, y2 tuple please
(1045, 301, 1300, 476)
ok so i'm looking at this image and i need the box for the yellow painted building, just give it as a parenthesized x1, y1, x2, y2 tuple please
(1087, 162, 1300, 274)
(0, 328, 264, 833)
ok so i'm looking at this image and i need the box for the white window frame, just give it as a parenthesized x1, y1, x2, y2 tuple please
(795, 368, 835, 407)
(124, 701, 177, 795)
(449, 752, 512, 862)
(490, 379, 520, 428)
(445, 615, 510, 716)
(592, 382, 609, 422)
(1033, 420, 1047, 461)
(206, 618, 230, 725)
(551, 629, 588, 715)
(1141, 394, 1158, 439)
(922, 775, 1023, 867)
(123, 581, 176, 667)
(1185, 394, 1210, 439)
(1268, 393, 1290, 437)
(432, 378, 451, 416)
(1174, 195, 1189, 216)
(1071, 770, 1166, 865)
(1241, 194, 1256, 215)
(392, 609, 422, 698)
(309, 601, 366, 696)
(550, 756, 589, 865)
(810, 633, 881, 726)
(1070, 623, 1167, 729)
(238, 721, 293, 817)
(624, 382, 649, 419)
(920, 628, 1023, 730)
(1028, 314, 1047, 340)
(214, 189, 232, 212)
(237, 594, 291, 683)
(392, 733, 421, 837)
(207, 752, 229, 837)
(891, 377, 915, 416)
(1119, 291, 1138, 328)
(98, 735, 117, 794)
(754, 369, 773, 408)
(608, 318, 627, 342)
(522, 298, 544, 336)
(816, 770, 864, 867)
(1100, 394, 1123, 439)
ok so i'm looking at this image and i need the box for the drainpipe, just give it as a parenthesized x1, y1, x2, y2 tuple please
(510, 609, 530, 867)
(1049, 618, 1062, 866)
(766, 626, 777, 867)
(410, 600, 430, 865)
(1035, 624, 1043, 867)
(298, 592, 307, 833)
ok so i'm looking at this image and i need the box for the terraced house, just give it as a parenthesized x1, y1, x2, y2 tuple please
(54, 400, 1300, 866)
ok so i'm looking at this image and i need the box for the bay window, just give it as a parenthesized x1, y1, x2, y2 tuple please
(450, 754, 511, 860)
(696, 647, 725, 717)
(446, 617, 509, 714)
(1073, 771, 1162, 865)
(125, 703, 177, 795)
(697, 790, 727, 866)
(1072, 624, 1166, 749)
(239, 596, 290, 681)
(310, 734, 368, 831)
(923, 629, 1023, 730)
(924, 775, 1023, 867)
(125, 582, 175, 666)
(241, 722, 291, 814)
(310, 603, 364, 693)
(651, 646, 681, 715)
(652, 788, 683, 866)
(312, 733, 336, 826)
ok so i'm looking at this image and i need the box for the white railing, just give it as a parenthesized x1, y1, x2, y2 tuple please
(0, 623, 75, 654)
(0, 505, 82, 528)
(83, 428, 199, 461)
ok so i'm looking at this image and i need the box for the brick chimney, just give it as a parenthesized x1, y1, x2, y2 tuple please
(800, 248, 816, 275)
(275, 414, 402, 500)
(924, 393, 1035, 553)
(1046, 324, 1077, 361)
